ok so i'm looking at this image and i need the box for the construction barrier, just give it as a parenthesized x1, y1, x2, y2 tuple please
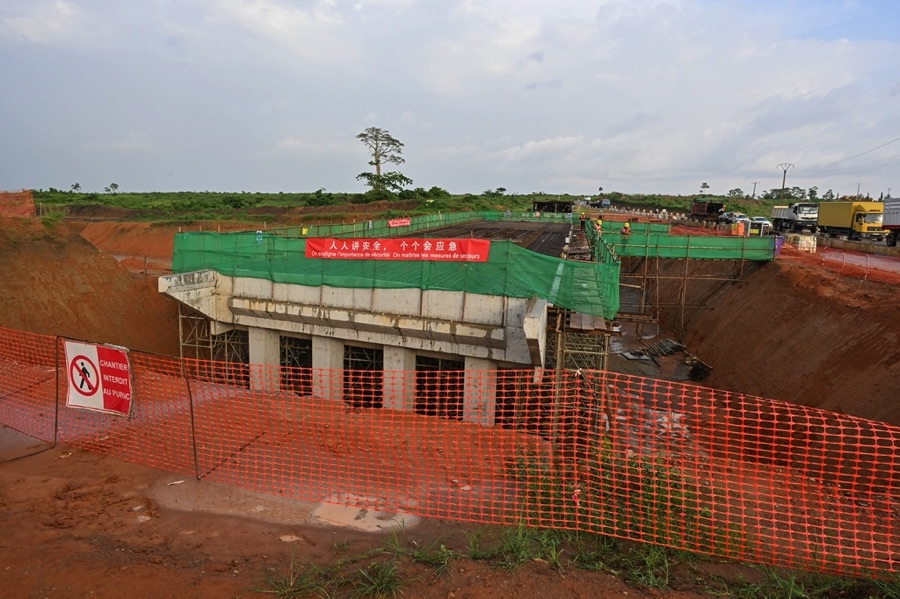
(172, 232, 622, 320)
(0, 324, 897, 578)
(582, 222, 775, 262)
(0, 190, 35, 217)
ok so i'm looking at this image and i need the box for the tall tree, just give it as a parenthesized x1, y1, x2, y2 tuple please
(356, 171, 412, 194)
(807, 186, 818, 201)
(357, 127, 404, 177)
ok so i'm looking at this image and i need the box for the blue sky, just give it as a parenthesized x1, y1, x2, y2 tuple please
(2, 0, 899, 197)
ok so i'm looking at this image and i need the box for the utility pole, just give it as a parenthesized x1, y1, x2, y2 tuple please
(857, 183, 862, 199)
(777, 163, 794, 200)
(751, 181, 759, 198)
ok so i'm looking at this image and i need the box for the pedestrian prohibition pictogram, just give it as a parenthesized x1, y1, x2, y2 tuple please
(69, 355, 99, 397)
(64, 340, 133, 416)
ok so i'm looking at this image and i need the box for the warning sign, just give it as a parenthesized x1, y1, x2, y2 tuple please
(64, 341, 133, 416)
(305, 238, 490, 262)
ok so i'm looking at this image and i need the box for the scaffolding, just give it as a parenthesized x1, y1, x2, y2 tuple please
(546, 306, 611, 372)
(177, 305, 212, 361)
(343, 345, 384, 409)
(280, 335, 312, 394)
(415, 355, 465, 420)
(617, 254, 759, 334)
(177, 305, 249, 364)
(581, 223, 773, 336)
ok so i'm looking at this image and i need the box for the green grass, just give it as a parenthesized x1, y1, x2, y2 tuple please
(30, 187, 798, 224)
(706, 564, 895, 599)
(252, 525, 900, 598)
(381, 528, 458, 580)
(622, 544, 670, 588)
(505, 438, 739, 557)
(251, 551, 327, 598)
(349, 560, 404, 598)
(39, 205, 66, 229)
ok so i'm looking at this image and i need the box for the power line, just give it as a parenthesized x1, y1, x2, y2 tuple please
(799, 136, 900, 171)
(809, 153, 900, 173)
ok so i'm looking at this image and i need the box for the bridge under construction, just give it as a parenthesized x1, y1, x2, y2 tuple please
(159, 210, 774, 426)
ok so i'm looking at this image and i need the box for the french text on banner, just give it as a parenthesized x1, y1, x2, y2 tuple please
(305, 238, 490, 262)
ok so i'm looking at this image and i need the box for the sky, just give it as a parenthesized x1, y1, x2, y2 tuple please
(2, 0, 900, 197)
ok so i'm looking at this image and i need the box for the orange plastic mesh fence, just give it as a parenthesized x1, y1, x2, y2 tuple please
(0, 328, 58, 441)
(0, 325, 897, 577)
(56, 350, 199, 477)
(0, 190, 35, 217)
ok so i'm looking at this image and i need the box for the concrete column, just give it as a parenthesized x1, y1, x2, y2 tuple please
(248, 327, 281, 392)
(463, 356, 497, 426)
(383, 346, 417, 412)
(311, 335, 344, 402)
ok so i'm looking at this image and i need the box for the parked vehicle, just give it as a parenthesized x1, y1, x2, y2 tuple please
(771, 203, 818, 233)
(750, 216, 772, 228)
(883, 198, 900, 247)
(745, 216, 772, 236)
(817, 201, 887, 241)
(690, 201, 724, 222)
(718, 212, 750, 225)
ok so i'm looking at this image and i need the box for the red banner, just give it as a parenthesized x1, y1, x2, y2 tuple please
(388, 218, 411, 228)
(305, 238, 490, 262)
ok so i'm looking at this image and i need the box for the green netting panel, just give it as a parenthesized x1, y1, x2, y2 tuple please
(172, 232, 620, 319)
(599, 222, 670, 235)
(266, 211, 578, 240)
(602, 233, 775, 260)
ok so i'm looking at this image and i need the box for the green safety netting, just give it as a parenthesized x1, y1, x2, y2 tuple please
(601, 232, 776, 260)
(170, 210, 772, 323)
(172, 231, 621, 319)
(582, 223, 774, 261)
(601, 221, 671, 235)
(268, 210, 573, 239)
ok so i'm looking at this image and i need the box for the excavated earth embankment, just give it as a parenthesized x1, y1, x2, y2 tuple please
(4, 215, 900, 424)
(2, 213, 900, 599)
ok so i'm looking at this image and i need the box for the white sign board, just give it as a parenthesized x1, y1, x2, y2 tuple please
(64, 341, 133, 416)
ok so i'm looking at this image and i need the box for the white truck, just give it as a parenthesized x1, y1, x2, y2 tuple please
(771, 203, 818, 233)
(884, 198, 900, 247)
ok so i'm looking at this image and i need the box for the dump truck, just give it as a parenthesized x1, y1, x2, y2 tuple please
(884, 198, 900, 247)
(690, 200, 724, 222)
(817, 201, 887, 241)
(770, 203, 818, 233)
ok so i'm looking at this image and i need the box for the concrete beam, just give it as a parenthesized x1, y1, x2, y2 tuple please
(383, 346, 417, 412)
(159, 272, 547, 367)
(312, 335, 343, 403)
(248, 327, 281, 392)
(463, 357, 497, 426)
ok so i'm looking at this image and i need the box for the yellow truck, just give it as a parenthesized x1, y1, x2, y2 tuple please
(816, 201, 887, 241)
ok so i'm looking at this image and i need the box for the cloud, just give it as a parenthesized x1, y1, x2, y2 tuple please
(211, 0, 358, 64)
(2, 0, 900, 196)
(271, 136, 354, 155)
(0, 1, 86, 43)
(82, 131, 155, 153)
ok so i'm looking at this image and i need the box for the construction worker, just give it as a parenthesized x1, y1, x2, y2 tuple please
(594, 217, 603, 236)
(620, 221, 631, 237)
